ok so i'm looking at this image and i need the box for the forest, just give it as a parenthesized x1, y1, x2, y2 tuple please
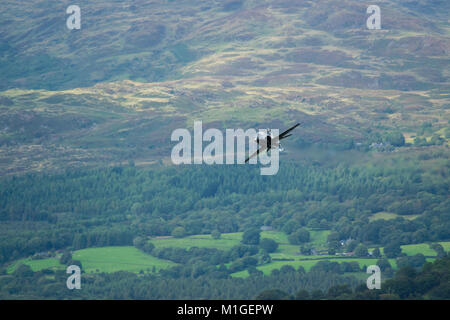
(1, 150, 449, 264)
(0, 147, 449, 299)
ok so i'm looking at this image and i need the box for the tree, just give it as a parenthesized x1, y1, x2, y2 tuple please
(143, 241, 155, 254)
(384, 268, 416, 299)
(429, 282, 450, 299)
(319, 219, 329, 229)
(327, 285, 352, 299)
(229, 256, 257, 273)
(258, 253, 271, 265)
(430, 134, 444, 145)
(288, 228, 310, 245)
(346, 240, 358, 252)
(69, 259, 82, 269)
(133, 236, 145, 249)
(241, 256, 258, 268)
(295, 289, 310, 300)
(430, 243, 446, 258)
(211, 230, 221, 239)
(171, 227, 186, 238)
(242, 229, 260, 245)
(414, 136, 427, 146)
(385, 131, 405, 147)
(130, 202, 142, 214)
(280, 265, 296, 274)
(396, 254, 426, 269)
(260, 238, 278, 253)
(372, 247, 381, 258)
(327, 232, 340, 243)
(300, 244, 313, 255)
(377, 257, 392, 272)
(60, 251, 72, 265)
(247, 266, 263, 276)
(14, 264, 33, 277)
(354, 244, 368, 257)
(328, 240, 341, 253)
(384, 243, 402, 258)
(256, 289, 291, 300)
(310, 290, 324, 300)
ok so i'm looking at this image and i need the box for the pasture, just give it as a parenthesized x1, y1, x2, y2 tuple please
(8, 246, 176, 274)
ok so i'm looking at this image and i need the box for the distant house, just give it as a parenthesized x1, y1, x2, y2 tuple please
(260, 226, 273, 231)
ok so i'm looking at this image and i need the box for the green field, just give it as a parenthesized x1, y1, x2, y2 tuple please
(7, 257, 63, 273)
(151, 233, 242, 250)
(72, 246, 176, 273)
(8, 246, 176, 274)
(400, 243, 437, 256)
(370, 241, 450, 256)
(151, 230, 328, 250)
(400, 242, 450, 256)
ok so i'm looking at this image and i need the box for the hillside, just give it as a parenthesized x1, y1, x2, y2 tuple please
(0, 0, 449, 175)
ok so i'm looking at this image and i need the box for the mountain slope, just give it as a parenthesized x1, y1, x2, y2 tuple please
(0, 0, 449, 174)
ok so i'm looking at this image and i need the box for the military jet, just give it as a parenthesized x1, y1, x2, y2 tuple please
(245, 123, 300, 163)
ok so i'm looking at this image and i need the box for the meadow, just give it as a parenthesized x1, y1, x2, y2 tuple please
(7, 257, 63, 273)
(401, 242, 450, 257)
(8, 246, 176, 274)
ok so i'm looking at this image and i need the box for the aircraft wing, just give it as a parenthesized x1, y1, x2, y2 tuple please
(278, 123, 300, 141)
(245, 145, 268, 163)
(245, 123, 299, 163)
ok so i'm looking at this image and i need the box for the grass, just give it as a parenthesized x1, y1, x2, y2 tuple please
(150, 229, 330, 255)
(151, 233, 242, 250)
(439, 242, 450, 251)
(7, 257, 63, 273)
(310, 230, 331, 250)
(8, 246, 177, 274)
(400, 242, 450, 256)
(72, 246, 176, 273)
(371, 241, 450, 256)
(230, 270, 249, 278)
(260, 231, 289, 243)
(262, 229, 330, 259)
(401, 243, 437, 256)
